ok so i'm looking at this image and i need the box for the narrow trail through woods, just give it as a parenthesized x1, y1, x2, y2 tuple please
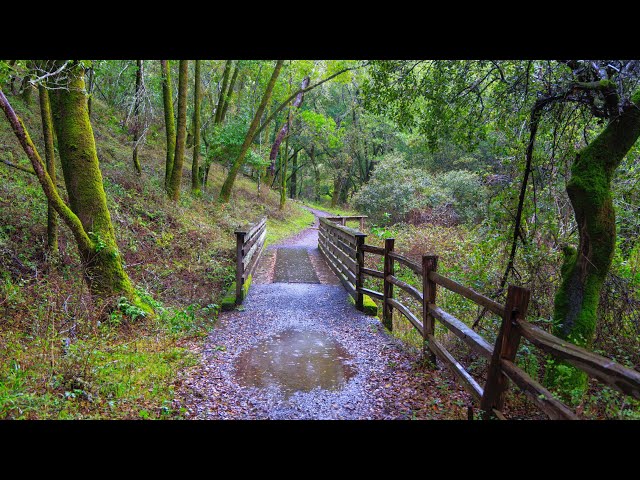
(175, 206, 470, 419)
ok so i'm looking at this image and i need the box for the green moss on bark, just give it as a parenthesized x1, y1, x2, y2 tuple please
(546, 89, 640, 398)
(169, 60, 188, 201)
(48, 61, 145, 307)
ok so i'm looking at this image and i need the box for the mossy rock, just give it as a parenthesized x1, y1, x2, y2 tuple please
(348, 294, 378, 316)
(220, 282, 237, 311)
(220, 275, 252, 312)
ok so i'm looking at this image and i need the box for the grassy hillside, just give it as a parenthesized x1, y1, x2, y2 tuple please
(0, 93, 314, 419)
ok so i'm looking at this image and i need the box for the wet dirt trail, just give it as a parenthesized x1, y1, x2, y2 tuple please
(175, 206, 471, 419)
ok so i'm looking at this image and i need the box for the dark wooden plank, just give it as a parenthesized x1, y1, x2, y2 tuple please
(429, 305, 493, 359)
(355, 235, 365, 310)
(319, 244, 356, 296)
(423, 255, 438, 364)
(319, 243, 356, 283)
(501, 359, 578, 420)
(361, 267, 384, 279)
(429, 271, 504, 317)
(321, 226, 357, 251)
(242, 230, 266, 269)
(388, 252, 422, 275)
(427, 335, 483, 402)
(235, 231, 245, 304)
(382, 238, 395, 331)
(387, 274, 423, 303)
(387, 298, 423, 334)
(362, 244, 385, 255)
(236, 216, 266, 238)
(328, 228, 357, 249)
(358, 287, 383, 300)
(246, 238, 265, 279)
(319, 217, 362, 238)
(242, 222, 266, 253)
(320, 232, 357, 274)
(516, 320, 640, 400)
(481, 285, 530, 415)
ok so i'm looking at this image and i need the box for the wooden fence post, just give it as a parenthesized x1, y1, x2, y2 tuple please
(359, 217, 364, 231)
(480, 285, 530, 418)
(383, 238, 395, 330)
(235, 231, 245, 304)
(355, 233, 366, 311)
(422, 255, 438, 365)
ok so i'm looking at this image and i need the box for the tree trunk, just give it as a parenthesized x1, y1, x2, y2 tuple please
(132, 59, 143, 175)
(289, 150, 298, 199)
(214, 60, 232, 125)
(279, 124, 290, 210)
(38, 84, 58, 255)
(169, 60, 189, 201)
(267, 76, 310, 177)
(192, 59, 202, 194)
(546, 92, 640, 396)
(311, 146, 321, 201)
(331, 176, 341, 207)
(46, 62, 141, 304)
(161, 60, 176, 190)
(86, 66, 94, 118)
(219, 61, 239, 123)
(219, 60, 283, 203)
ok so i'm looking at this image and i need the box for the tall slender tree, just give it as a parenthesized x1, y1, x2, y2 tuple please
(161, 60, 176, 189)
(192, 59, 202, 194)
(38, 83, 57, 254)
(168, 60, 189, 201)
(132, 59, 143, 175)
(219, 60, 284, 203)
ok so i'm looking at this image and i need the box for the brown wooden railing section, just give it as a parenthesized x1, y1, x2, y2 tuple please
(324, 215, 367, 231)
(234, 216, 267, 305)
(318, 216, 640, 419)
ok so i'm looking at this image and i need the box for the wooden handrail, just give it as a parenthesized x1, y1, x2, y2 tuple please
(516, 319, 640, 400)
(322, 227, 640, 420)
(235, 216, 266, 304)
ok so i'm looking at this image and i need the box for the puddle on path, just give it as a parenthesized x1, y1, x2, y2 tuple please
(234, 329, 356, 398)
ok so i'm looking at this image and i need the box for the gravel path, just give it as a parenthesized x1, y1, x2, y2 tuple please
(174, 206, 471, 419)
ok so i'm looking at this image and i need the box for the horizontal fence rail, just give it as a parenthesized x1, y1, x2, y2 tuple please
(234, 216, 267, 305)
(317, 215, 640, 420)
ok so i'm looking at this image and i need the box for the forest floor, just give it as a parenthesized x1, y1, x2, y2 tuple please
(174, 208, 472, 419)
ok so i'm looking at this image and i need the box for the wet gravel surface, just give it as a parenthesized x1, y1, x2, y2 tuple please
(174, 207, 471, 419)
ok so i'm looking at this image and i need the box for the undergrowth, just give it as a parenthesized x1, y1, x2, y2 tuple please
(0, 93, 313, 419)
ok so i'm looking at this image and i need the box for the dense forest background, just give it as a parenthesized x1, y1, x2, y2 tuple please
(1, 59, 638, 419)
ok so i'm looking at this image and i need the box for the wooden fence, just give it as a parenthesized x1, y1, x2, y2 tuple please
(318, 216, 640, 419)
(324, 215, 367, 231)
(234, 216, 267, 305)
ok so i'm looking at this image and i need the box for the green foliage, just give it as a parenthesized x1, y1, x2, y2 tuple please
(352, 155, 486, 225)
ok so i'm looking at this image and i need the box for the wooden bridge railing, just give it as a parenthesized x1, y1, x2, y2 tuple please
(324, 215, 367, 231)
(318, 216, 640, 419)
(234, 216, 267, 305)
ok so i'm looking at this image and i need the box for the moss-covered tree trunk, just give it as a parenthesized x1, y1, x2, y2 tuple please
(38, 84, 58, 254)
(169, 60, 189, 201)
(192, 60, 202, 194)
(45, 62, 141, 303)
(219, 60, 283, 203)
(547, 91, 640, 396)
(279, 127, 289, 210)
(132, 59, 143, 175)
(289, 149, 298, 199)
(161, 60, 176, 190)
(219, 61, 239, 123)
(214, 60, 232, 125)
